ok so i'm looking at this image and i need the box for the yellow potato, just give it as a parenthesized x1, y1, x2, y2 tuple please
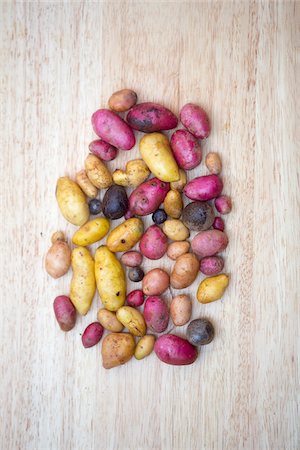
(139, 133, 180, 182)
(101, 333, 135, 369)
(76, 169, 98, 198)
(97, 309, 124, 332)
(116, 306, 146, 337)
(113, 159, 150, 187)
(162, 219, 190, 241)
(72, 217, 110, 246)
(56, 177, 89, 226)
(106, 218, 144, 252)
(85, 154, 113, 189)
(170, 169, 187, 192)
(70, 247, 96, 315)
(164, 189, 183, 219)
(134, 335, 155, 360)
(94, 245, 126, 311)
(197, 274, 229, 303)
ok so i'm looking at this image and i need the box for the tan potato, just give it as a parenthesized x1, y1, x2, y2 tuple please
(56, 177, 89, 226)
(97, 309, 123, 332)
(170, 169, 187, 192)
(76, 169, 98, 198)
(164, 190, 183, 219)
(134, 335, 156, 360)
(85, 154, 113, 189)
(70, 247, 96, 315)
(45, 233, 71, 279)
(170, 253, 200, 289)
(106, 218, 144, 252)
(113, 159, 150, 188)
(162, 219, 190, 241)
(170, 295, 192, 326)
(116, 306, 146, 337)
(205, 152, 222, 174)
(197, 274, 229, 303)
(108, 88, 137, 112)
(167, 241, 190, 260)
(101, 333, 135, 369)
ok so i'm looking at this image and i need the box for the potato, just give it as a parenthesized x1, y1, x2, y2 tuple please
(184, 175, 223, 201)
(89, 139, 118, 161)
(56, 177, 89, 226)
(197, 274, 229, 303)
(182, 201, 215, 231)
(116, 306, 146, 337)
(113, 159, 150, 188)
(199, 256, 224, 276)
(162, 219, 189, 241)
(53, 295, 76, 331)
(142, 268, 169, 296)
(70, 247, 96, 315)
(170, 253, 199, 289)
(170, 129, 202, 170)
(101, 333, 135, 369)
(129, 177, 170, 216)
(127, 102, 178, 132)
(143, 296, 169, 333)
(45, 233, 71, 278)
(164, 190, 183, 219)
(167, 241, 190, 260)
(170, 169, 187, 192)
(82, 322, 104, 348)
(75, 170, 98, 198)
(102, 185, 128, 220)
(126, 290, 144, 307)
(139, 133, 180, 182)
(92, 109, 135, 150)
(187, 319, 215, 346)
(212, 217, 225, 231)
(154, 334, 198, 366)
(72, 217, 110, 246)
(205, 152, 222, 174)
(85, 154, 113, 189)
(215, 195, 232, 214)
(108, 88, 137, 112)
(139, 225, 168, 260)
(191, 230, 229, 258)
(97, 308, 123, 332)
(180, 103, 210, 139)
(106, 218, 144, 252)
(121, 251, 143, 267)
(134, 335, 156, 360)
(170, 294, 192, 326)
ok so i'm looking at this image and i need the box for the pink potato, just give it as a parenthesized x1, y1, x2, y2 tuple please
(170, 129, 202, 170)
(139, 225, 168, 260)
(121, 251, 143, 267)
(129, 177, 170, 216)
(200, 256, 224, 276)
(82, 322, 104, 348)
(212, 216, 225, 231)
(142, 268, 170, 296)
(126, 102, 178, 132)
(180, 103, 210, 139)
(88, 139, 118, 161)
(215, 195, 232, 214)
(154, 334, 198, 366)
(184, 175, 223, 201)
(53, 295, 76, 332)
(144, 296, 169, 333)
(126, 290, 145, 307)
(191, 230, 228, 258)
(91, 109, 135, 150)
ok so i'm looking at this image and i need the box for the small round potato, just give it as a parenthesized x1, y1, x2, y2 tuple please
(164, 190, 183, 219)
(170, 294, 192, 326)
(162, 219, 190, 241)
(134, 335, 156, 360)
(205, 152, 222, 174)
(101, 333, 135, 369)
(142, 268, 170, 296)
(167, 241, 190, 260)
(108, 88, 137, 112)
(97, 308, 124, 332)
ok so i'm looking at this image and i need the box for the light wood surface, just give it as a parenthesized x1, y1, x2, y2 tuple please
(1, 2, 299, 450)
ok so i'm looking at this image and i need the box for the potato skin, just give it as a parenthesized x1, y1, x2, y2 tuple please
(142, 268, 170, 296)
(197, 274, 229, 303)
(97, 308, 123, 332)
(127, 102, 178, 132)
(53, 295, 76, 331)
(170, 129, 202, 170)
(45, 240, 71, 278)
(116, 306, 146, 337)
(139, 133, 180, 182)
(167, 241, 190, 260)
(170, 253, 200, 289)
(92, 109, 135, 150)
(205, 152, 222, 174)
(85, 154, 113, 189)
(106, 218, 144, 252)
(121, 251, 143, 267)
(89, 139, 118, 161)
(101, 333, 135, 369)
(191, 230, 228, 258)
(108, 89, 137, 112)
(70, 247, 96, 315)
(182, 201, 215, 231)
(134, 335, 155, 360)
(144, 296, 169, 333)
(199, 256, 224, 276)
(56, 177, 89, 226)
(162, 219, 190, 241)
(76, 170, 98, 198)
(164, 190, 183, 219)
(102, 185, 128, 220)
(126, 290, 144, 307)
(215, 195, 232, 214)
(94, 246, 126, 311)
(113, 159, 150, 188)
(180, 103, 210, 139)
(154, 334, 198, 366)
(139, 225, 168, 260)
(170, 169, 187, 192)
(129, 178, 170, 216)
(170, 294, 192, 326)
(184, 175, 223, 201)
(82, 322, 104, 348)
(72, 217, 110, 246)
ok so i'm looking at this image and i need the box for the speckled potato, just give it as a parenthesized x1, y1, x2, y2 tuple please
(197, 274, 229, 303)
(170, 253, 200, 289)
(101, 333, 135, 369)
(56, 177, 89, 226)
(139, 133, 180, 182)
(72, 217, 110, 246)
(164, 190, 183, 219)
(170, 294, 192, 326)
(106, 218, 144, 252)
(116, 306, 146, 337)
(97, 308, 124, 332)
(162, 219, 190, 241)
(113, 159, 150, 187)
(75, 170, 98, 198)
(135, 335, 156, 360)
(94, 246, 126, 311)
(70, 247, 96, 315)
(167, 241, 190, 260)
(170, 169, 187, 192)
(85, 154, 113, 189)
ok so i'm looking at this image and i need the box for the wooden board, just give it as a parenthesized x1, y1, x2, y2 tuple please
(1, 2, 299, 449)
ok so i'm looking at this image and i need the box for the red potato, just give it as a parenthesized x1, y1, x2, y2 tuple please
(108, 89, 137, 112)
(129, 177, 170, 216)
(126, 102, 178, 132)
(154, 334, 198, 366)
(184, 175, 223, 201)
(212, 216, 225, 231)
(170, 129, 202, 170)
(139, 225, 168, 260)
(89, 139, 118, 161)
(121, 251, 143, 267)
(200, 256, 224, 275)
(144, 296, 169, 333)
(215, 195, 232, 214)
(91, 109, 135, 150)
(124, 210, 134, 219)
(82, 322, 104, 348)
(126, 290, 145, 307)
(180, 103, 210, 139)
(191, 230, 229, 258)
(53, 295, 76, 332)
(142, 268, 170, 296)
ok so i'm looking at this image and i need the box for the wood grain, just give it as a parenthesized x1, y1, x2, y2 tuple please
(0, 2, 299, 449)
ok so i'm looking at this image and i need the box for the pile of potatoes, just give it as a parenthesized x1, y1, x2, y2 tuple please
(45, 89, 232, 368)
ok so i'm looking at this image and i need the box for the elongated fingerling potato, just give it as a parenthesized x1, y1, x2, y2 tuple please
(56, 177, 89, 226)
(106, 218, 144, 252)
(72, 217, 110, 246)
(70, 247, 96, 315)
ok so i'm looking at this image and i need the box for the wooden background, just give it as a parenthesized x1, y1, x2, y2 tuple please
(1, 2, 299, 450)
